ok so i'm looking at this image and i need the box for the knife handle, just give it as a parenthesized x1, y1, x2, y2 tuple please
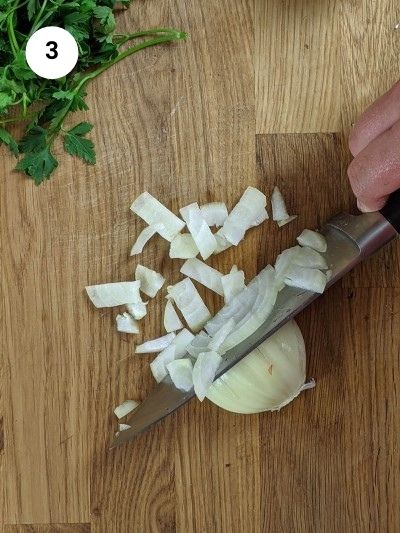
(379, 189, 400, 234)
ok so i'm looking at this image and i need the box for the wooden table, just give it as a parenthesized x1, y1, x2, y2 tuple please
(2, 1, 399, 531)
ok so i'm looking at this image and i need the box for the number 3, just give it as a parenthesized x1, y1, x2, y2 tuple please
(46, 41, 58, 59)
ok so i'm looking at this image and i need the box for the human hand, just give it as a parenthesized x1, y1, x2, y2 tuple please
(348, 80, 400, 212)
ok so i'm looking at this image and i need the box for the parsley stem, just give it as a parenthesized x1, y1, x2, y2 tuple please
(114, 28, 186, 46)
(7, 11, 19, 56)
(0, 113, 35, 124)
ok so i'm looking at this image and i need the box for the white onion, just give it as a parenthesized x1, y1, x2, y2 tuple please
(284, 266, 327, 294)
(135, 332, 176, 354)
(86, 281, 141, 308)
(277, 215, 298, 227)
(167, 278, 211, 332)
(164, 300, 183, 332)
(180, 258, 224, 296)
(271, 186, 290, 221)
(114, 399, 139, 419)
(221, 269, 245, 303)
(126, 301, 148, 320)
(193, 351, 222, 401)
(173, 328, 195, 357)
(169, 234, 199, 259)
(180, 203, 217, 260)
(199, 202, 228, 227)
(167, 359, 194, 391)
(130, 223, 164, 255)
(135, 264, 165, 298)
(213, 231, 232, 254)
(274, 247, 300, 280)
(150, 344, 176, 382)
(118, 423, 131, 432)
(230, 265, 239, 273)
(208, 317, 235, 352)
(130, 192, 185, 241)
(116, 312, 139, 334)
(207, 320, 312, 413)
(293, 246, 328, 270)
(218, 187, 266, 245)
(296, 229, 327, 253)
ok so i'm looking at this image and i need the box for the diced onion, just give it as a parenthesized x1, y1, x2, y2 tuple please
(180, 258, 224, 296)
(199, 202, 228, 227)
(167, 359, 194, 391)
(130, 223, 164, 255)
(296, 229, 327, 253)
(275, 247, 300, 281)
(271, 186, 290, 221)
(130, 192, 185, 241)
(169, 234, 199, 259)
(180, 203, 217, 260)
(293, 246, 328, 270)
(230, 265, 239, 273)
(284, 266, 327, 294)
(114, 399, 139, 419)
(135, 264, 165, 298)
(116, 312, 139, 334)
(213, 231, 232, 254)
(119, 423, 131, 431)
(218, 187, 267, 245)
(150, 344, 176, 382)
(192, 351, 222, 401)
(173, 328, 195, 357)
(126, 301, 148, 320)
(208, 317, 235, 352)
(135, 332, 176, 354)
(86, 281, 141, 308)
(221, 269, 245, 303)
(277, 215, 298, 227)
(164, 300, 183, 332)
(167, 278, 212, 332)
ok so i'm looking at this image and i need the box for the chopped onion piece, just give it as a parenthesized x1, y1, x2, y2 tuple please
(135, 332, 176, 354)
(251, 207, 269, 227)
(130, 192, 185, 241)
(170, 234, 199, 259)
(126, 301, 148, 320)
(86, 281, 141, 308)
(135, 264, 165, 298)
(284, 267, 327, 294)
(294, 246, 328, 270)
(271, 186, 290, 221)
(200, 202, 228, 227)
(167, 278, 212, 332)
(221, 269, 245, 303)
(150, 344, 176, 382)
(277, 215, 298, 227)
(180, 203, 217, 260)
(326, 269, 333, 281)
(213, 231, 232, 254)
(167, 359, 194, 391)
(119, 423, 131, 431)
(164, 300, 183, 332)
(219, 187, 267, 245)
(208, 317, 235, 352)
(116, 312, 139, 334)
(275, 247, 300, 280)
(187, 331, 211, 357)
(193, 351, 222, 401)
(296, 229, 327, 253)
(173, 328, 195, 357)
(114, 399, 139, 419)
(180, 258, 224, 296)
(230, 264, 239, 273)
(130, 223, 164, 255)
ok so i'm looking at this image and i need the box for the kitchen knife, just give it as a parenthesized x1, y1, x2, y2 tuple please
(112, 192, 400, 448)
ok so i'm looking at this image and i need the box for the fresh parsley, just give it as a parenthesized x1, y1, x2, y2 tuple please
(0, 0, 186, 183)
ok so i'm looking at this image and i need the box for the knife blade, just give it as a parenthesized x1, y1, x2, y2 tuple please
(112, 209, 397, 448)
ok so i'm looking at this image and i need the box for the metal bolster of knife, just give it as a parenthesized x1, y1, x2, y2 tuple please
(326, 211, 397, 258)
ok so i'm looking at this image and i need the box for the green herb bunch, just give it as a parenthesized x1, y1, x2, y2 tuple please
(0, 0, 186, 183)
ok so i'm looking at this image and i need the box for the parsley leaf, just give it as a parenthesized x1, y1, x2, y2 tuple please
(16, 148, 58, 184)
(64, 121, 96, 164)
(0, 127, 19, 155)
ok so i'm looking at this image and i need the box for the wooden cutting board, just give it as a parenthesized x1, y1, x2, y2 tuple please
(1, 1, 399, 531)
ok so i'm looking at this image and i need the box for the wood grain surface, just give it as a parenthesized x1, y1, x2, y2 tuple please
(1, 0, 399, 531)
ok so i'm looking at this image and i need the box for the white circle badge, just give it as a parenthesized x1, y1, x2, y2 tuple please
(26, 26, 79, 80)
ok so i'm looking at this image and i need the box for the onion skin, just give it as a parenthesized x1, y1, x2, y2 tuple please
(206, 320, 308, 414)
